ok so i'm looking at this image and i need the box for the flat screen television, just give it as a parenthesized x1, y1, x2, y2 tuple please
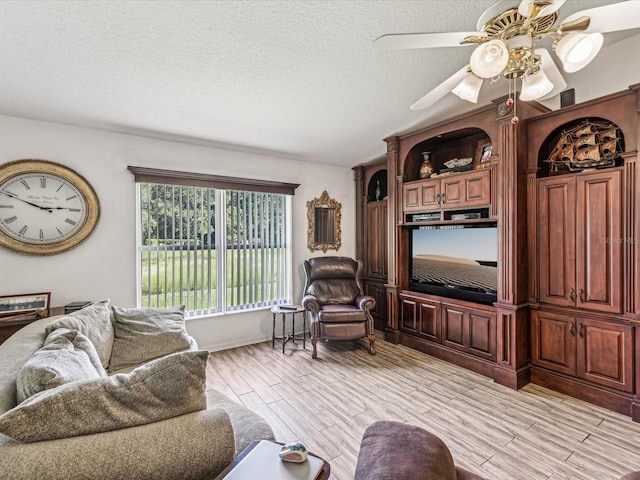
(409, 224, 498, 305)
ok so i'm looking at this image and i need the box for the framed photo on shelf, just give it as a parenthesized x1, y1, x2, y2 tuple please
(0, 292, 50, 322)
(475, 139, 493, 168)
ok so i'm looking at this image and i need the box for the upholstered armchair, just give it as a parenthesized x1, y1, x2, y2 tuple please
(302, 256, 376, 359)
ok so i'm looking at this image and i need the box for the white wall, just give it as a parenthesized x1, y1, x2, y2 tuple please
(539, 34, 640, 110)
(0, 115, 357, 351)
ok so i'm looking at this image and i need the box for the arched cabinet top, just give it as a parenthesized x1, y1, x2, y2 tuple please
(366, 169, 388, 202)
(535, 117, 626, 177)
(527, 87, 639, 173)
(403, 127, 491, 182)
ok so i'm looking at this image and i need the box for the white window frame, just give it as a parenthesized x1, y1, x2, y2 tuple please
(129, 166, 298, 317)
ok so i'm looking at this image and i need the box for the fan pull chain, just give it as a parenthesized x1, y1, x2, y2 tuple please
(509, 77, 519, 125)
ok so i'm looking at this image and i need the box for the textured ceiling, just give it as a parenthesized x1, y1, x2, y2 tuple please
(0, 0, 633, 167)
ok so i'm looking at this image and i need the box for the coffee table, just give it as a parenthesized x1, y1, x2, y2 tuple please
(214, 440, 330, 480)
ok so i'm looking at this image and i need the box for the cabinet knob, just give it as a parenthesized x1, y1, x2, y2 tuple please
(579, 323, 584, 338)
(578, 289, 584, 303)
(568, 287, 575, 303)
(569, 323, 575, 337)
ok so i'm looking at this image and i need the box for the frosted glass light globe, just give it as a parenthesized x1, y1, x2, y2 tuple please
(470, 39, 509, 79)
(520, 69, 554, 101)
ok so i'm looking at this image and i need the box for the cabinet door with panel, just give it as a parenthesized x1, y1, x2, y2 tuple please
(365, 199, 388, 278)
(403, 179, 439, 212)
(575, 171, 622, 313)
(365, 280, 387, 331)
(537, 176, 576, 308)
(577, 317, 633, 392)
(530, 310, 577, 376)
(537, 169, 622, 314)
(399, 294, 441, 343)
(531, 310, 633, 392)
(402, 169, 491, 214)
(442, 303, 496, 361)
(441, 169, 491, 209)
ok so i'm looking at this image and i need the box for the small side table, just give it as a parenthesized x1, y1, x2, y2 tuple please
(214, 440, 330, 480)
(271, 305, 306, 354)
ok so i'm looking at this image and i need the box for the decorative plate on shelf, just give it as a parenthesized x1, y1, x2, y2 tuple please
(444, 157, 473, 169)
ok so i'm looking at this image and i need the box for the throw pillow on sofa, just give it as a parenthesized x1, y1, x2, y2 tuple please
(16, 328, 107, 403)
(45, 299, 114, 368)
(0, 349, 209, 443)
(109, 305, 192, 372)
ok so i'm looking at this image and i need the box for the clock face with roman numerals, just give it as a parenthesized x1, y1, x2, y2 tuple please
(0, 159, 100, 255)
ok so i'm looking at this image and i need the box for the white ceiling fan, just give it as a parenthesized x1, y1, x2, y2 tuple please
(374, 0, 640, 114)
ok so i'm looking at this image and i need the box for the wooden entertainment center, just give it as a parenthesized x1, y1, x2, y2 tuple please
(355, 85, 640, 421)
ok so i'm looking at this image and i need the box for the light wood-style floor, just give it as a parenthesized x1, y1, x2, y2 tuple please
(207, 334, 640, 480)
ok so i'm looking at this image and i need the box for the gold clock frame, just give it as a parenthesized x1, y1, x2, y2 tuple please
(0, 159, 100, 256)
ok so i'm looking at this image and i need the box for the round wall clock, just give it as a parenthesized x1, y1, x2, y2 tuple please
(0, 159, 100, 255)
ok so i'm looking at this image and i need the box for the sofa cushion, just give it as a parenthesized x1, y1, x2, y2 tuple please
(109, 306, 191, 372)
(45, 299, 114, 368)
(0, 350, 209, 443)
(16, 328, 106, 403)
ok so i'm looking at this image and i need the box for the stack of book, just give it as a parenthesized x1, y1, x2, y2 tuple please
(64, 301, 92, 314)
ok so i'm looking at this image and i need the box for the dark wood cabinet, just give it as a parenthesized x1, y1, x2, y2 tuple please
(372, 82, 640, 420)
(537, 169, 622, 314)
(399, 293, 495, 361)
(382, 97, 546, 390)
(531, 310, 633, 393)
(578, 317, 634, 393)
(365, 199, 388, 279)
(442, 303, 496, 361)
(531, 309, 577, 376)
(402, 169, 491, 213)
(354, 162, 388, 331)
(527, 86, 640, 420)
(365, 280, 387, 329)
(399, 293, 441, 343)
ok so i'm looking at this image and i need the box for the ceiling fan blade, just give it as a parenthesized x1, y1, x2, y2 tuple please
(373, 32, 486, 50)
(518, 0, 565, 18)
(410, 66, 474, 111)
(477, 1, 519, 31)
(561, 1, 640, 34)
(535, 48, 567, 101)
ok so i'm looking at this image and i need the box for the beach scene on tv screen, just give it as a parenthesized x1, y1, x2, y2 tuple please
(412, 227, 498, 293)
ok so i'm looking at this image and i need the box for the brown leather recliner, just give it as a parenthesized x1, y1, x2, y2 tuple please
(302, 256, 376, 359)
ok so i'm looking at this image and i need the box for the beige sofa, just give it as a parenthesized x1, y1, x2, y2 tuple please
(0, 314, 274, 480)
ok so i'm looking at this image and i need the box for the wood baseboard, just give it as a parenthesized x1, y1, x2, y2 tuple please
(399, 333, 496, 380)
(530, 367, 635, 418)
(493, 364, 531, 390)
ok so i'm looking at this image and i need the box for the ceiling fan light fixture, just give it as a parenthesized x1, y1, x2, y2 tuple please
(470, 39, 510, 78)
(452, 74, 483, 103)
(555, 32, 603, 73)
(520, 68, 554, 101)
(518, 0, 566, 18)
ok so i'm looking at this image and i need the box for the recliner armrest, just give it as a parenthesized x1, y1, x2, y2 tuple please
(355, 295, 375, 312)
(302, 295, 321, 315)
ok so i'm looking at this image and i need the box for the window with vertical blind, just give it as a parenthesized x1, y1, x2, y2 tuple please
(128, 167, 299, 316)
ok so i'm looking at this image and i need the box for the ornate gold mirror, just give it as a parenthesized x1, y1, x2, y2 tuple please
(307, 191, 341, 252)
